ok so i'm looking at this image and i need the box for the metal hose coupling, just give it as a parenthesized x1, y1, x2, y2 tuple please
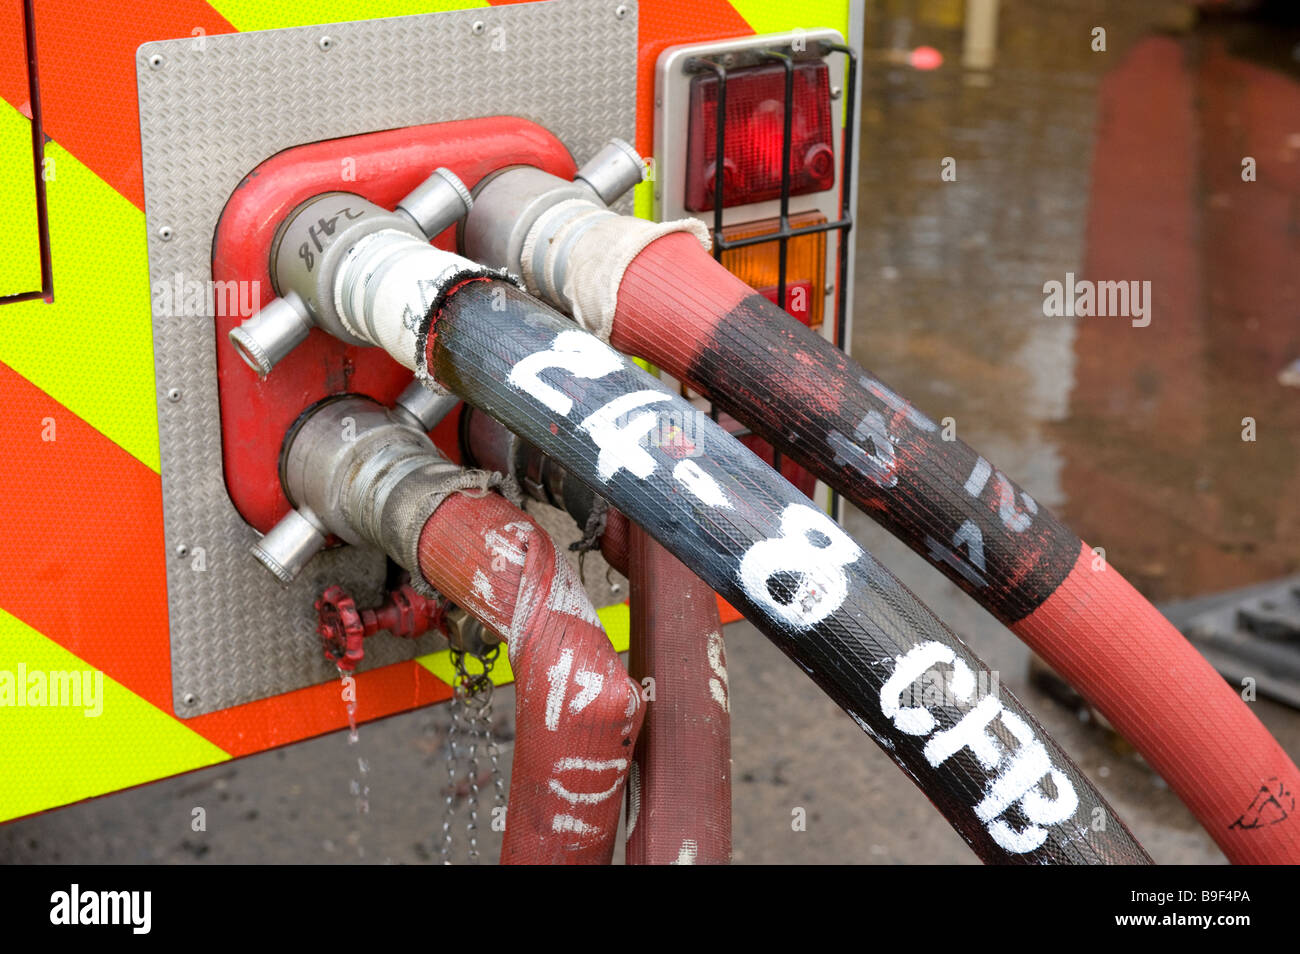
(332, 228, 507, 390)
(229, 167, 474, 376)
(461, 138, 708, 341)
(250, 391, 500, 586)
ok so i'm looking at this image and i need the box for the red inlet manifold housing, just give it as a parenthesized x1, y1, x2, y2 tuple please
(211, 117, 578, 533)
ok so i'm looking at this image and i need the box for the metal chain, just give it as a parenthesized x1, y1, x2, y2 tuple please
(482, 706, 508, 831)
(437, 644, 505, 865)
(438, 690, 461, 864)
(464, 703, 482, 863)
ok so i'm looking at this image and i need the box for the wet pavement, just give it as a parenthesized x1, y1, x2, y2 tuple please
(4, 0, 1299, 864)
(835, 0, 1300, 863)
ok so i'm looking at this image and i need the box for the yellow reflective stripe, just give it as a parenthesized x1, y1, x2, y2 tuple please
(0, 609, 229, 822)
(209, 0, 488, 32)
(0, 102, 41, 297)
(414, 601, 631, 686)
(417, 643, 517, 688)
(597, 602, 631, 652)
(0, 105, 160, 472)
(728, 0, 850, 39)
(634, 179, 654, 221)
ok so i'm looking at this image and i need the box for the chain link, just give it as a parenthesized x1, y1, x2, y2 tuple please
(436, 644, 505, 865)
(464, 703, 482, 863)
(438, 690, 460, 864)
(483, 709, 508, 828)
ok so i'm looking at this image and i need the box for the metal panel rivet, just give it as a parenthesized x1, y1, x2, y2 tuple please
(318, 36, 334, 51)
(831, 86, 842, 99)
(182, 692, 198, 707)
(167, 388, 182, 402)
(148, 53, 164, 69)
(615, 4, 629, 18)
(471, 21, 485, 35)
(158, 225, 173, 241)
(176, 544, 189, 557)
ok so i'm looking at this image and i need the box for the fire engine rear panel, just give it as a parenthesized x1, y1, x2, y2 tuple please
(137, 0, 638, 717)
(0, 0, 859, 823)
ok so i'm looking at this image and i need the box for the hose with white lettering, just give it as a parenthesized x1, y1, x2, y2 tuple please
(625, 523, 732, 865)
(458, 406, 732, 863)
(604, 231, 1300, 865)
(422, 278, 1150, 864)
(417, 490, 644, 864)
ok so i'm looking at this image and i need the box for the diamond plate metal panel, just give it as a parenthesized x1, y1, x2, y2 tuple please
(137, 0, 638, 717)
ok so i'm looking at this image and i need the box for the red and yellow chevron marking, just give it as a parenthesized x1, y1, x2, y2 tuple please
(0, 0, 851, 823)
(0, 9, 42, 300)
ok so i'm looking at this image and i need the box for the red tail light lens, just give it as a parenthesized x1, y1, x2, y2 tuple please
(685, 60, 835, 212)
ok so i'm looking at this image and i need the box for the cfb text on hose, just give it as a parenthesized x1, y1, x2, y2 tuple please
(605, 229, 1300, 866)
(459, 152, 1298, 864)
(419, 275, 1149, 865)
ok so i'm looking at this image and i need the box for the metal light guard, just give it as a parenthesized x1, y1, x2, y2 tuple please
(685, 39, 857, 518)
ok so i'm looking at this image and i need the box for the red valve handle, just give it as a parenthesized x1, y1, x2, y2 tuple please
(315, 585, 367, 671)
(315, 581, 447, 671)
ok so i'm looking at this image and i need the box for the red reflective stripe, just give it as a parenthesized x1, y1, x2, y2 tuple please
(0, 1, 236, 208)
(633, 0, 752, 157)
(0, 360, 172, 710)
(188, 662, 451, 757)
(0, 360, 455, 750)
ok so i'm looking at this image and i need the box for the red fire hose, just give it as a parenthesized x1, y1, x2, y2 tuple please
(626, 524, 732, 865)
(421, 276, 1149, 864)
(600, 508, 630, 577)
(606, 230, 1300, 865)
(453, 407, 729, 862)
(257, 214, 1146, 861)
(417, 490, 644, 864)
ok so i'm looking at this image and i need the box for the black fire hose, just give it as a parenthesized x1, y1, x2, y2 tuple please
(426, 278, 1149, 865)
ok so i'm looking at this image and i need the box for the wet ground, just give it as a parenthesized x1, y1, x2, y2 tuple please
(4, 0, 1300, 864)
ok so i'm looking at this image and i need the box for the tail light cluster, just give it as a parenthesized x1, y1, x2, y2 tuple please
(657, 30, 856, 515)
(685, 60, 835, 212)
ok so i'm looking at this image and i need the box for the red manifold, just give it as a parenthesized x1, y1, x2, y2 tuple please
(211, 117, 577, 532)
